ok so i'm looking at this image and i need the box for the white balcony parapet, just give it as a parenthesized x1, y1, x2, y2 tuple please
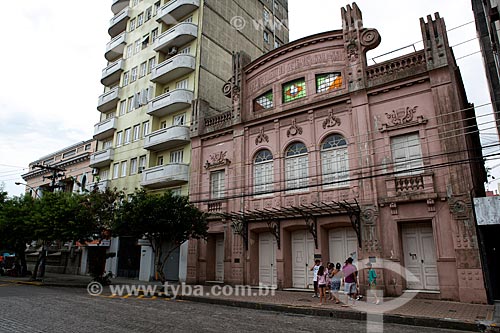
(144, 125, 190, 151)
(89, 148, 115, 168)
(101, 59, 124, 86)
(157, 0, 200, 24)
(147, 89, 193, 117)
(151, 54, 195, 84)
(141, 164, 189, 188)
(87, 179, 110, 192)
(108, 8, 130, 38)
(153, 22, 198, 54)
(93, 117, 118, 140)
(105, 33, 127, 61)
(111, 0, 128, 15)
(97, 87, 121, 112)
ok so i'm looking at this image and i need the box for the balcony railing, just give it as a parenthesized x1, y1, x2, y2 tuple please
(108, 8, 130, 38)
(105, 33, 127, 62)
(385, 172, 435, 199)
(157, 0, 200, 23)
(111, 0, 128, 15)
(151, 54, 196, 84)
(140, 164, 189, 188)
(147, 89, 193, 117)
(153, 22, 198, 54)
(89, 148, 115, 168)
(206, 200, 227, 213)
(93, 117, 117, 140)
(144, 125, 190, 151)
(101, 59, 124, 86)
(87, 179, 110, 192)
(97, 87, 121, 112)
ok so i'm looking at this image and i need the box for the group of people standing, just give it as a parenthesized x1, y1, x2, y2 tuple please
(310, 257, 380, 306)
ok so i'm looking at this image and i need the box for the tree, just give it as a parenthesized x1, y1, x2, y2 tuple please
(116, 190, 208, 283)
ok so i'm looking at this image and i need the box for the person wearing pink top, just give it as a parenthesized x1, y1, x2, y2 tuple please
(316, 265, 327, 305)
(342, 257, 358, 306)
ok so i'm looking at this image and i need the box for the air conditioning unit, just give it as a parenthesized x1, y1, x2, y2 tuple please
(138, 166, 145, 173)
(92, 168, 100, 175)
(168, 47, 178, 56)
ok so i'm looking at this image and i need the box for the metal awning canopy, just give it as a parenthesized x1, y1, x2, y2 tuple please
(218, 200, 361, 251)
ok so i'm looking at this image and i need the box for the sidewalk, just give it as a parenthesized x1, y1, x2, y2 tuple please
(1, 273, 497, 332)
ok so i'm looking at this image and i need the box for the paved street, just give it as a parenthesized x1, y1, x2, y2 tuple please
(0, 282, 475, 333)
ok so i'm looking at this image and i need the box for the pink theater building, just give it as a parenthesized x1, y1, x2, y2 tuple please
(187, 4, 488, 303)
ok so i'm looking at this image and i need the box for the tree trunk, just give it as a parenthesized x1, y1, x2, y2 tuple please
(158, 245, 180, 285)
(31, 247, 45, 280)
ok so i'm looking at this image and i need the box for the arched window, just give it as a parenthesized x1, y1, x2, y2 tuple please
(321, 134, 349, 188)
(285, 142, 309, 192)
(254, 150, 273, 195)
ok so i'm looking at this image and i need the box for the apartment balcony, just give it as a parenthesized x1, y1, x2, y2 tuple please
(97, 87, 121, 112)
(206, 199, 228, 214)
(108, 8, 130, 38)
(383, 172, 436, 203)
(101, 59, 124, 86)
(144, 125, 190, 151)
(147, 89, 193, 117)
(89, 148, 115, 168)
(87, 179, 110, 192)
(111, 0, 128, 15)
(93, 117, 117, 141)
(105, 33, 127, 61)
(157, 0, 200, 24)
(151, 54, 195, 84)
(153, 22, 198, 54)
(141, 164, 189, 188)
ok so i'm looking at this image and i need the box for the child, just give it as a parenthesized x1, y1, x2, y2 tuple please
(310, 259, 321, 297)
(317, 265, 327, 305)
(329, 262, 342, 304)
(367, 262, 380, 305)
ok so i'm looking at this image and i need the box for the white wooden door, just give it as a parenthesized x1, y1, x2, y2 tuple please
(259, 232, 277, 287)
(215, 234, 224, 282)
(292, 230, 315, 288)
(402, 223, 439, 290)
(329, 227, 358, 266)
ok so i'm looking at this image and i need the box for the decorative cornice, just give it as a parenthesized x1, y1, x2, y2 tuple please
(204, 151, 231, 170)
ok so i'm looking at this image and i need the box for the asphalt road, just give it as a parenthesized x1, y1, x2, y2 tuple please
(0, 282, 472, 333)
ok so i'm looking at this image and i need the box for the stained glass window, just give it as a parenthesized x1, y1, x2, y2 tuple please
(254, 91, 273, 111)
(283, 78, 306, 103)
(316, 73, 342, 93)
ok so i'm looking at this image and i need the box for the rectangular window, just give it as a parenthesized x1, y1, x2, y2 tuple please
(283, 78, 306, 103)
(124, 128, 131, 144)
(131, 67, 138, 82)
(264, 31, 269, 43)
(316, 73, 342, 93)
(145, 6, 152, 21)
(113, 163, 120, 179)
(139, 61, 147, 78)
(63, 150, 76, 159)
(142, 121, 150, 137)
(85, 143, 91, 151)
(103, 139, 112, 149)
(210, 171, 225, 199)
(139, 155, 147, 171)
(127, 96, 135, 112)
(157, 156, 164, 166)
(101, 169, 109, 180)
(116, 131, 123, 146)
(129, 18, 136, 31)
(253, 90, 273, 111)
(176, 79, 188, 90)
(121, 161, 127, 177)
(170, 188, 182, 196)
(137, 13, 144, 27)
(130, 158, 138, 175)
(160, 120, 167, 129)
(133, 125, 141, 141)
(119, 100, 127, 115)
(173, 113, 185, 126)
(254, 161, 274, 195)
(170, 150, 183, 164)
(391, 133, 424, 175)
(126, 45, 133, 58)
(148, 57, 156, 74)
(123, 71, 129, 86)
(134, 39, 141, 54)
(141, 34, 149, 49)
(153, 1, 161, 16)
(151, 28, 159, 43)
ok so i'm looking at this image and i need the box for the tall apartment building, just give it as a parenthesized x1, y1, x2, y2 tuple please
(472, 0, 500, 139)
(90, 0, 289, 281)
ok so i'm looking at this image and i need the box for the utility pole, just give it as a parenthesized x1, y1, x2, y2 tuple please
(33, 164, 66, 192)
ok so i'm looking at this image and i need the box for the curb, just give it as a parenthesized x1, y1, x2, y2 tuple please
(175, 295, 482, 332)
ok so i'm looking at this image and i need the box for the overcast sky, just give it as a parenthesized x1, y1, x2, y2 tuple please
(1, 0, 499, 196)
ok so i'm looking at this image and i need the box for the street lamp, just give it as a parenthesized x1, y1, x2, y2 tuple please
(15, 182, 40, 198)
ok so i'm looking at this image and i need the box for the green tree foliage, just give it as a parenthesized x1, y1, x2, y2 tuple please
(116, 190, 208, 283)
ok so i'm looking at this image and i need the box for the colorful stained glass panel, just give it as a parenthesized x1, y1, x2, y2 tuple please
(283, 78, 306, 102)
(316, 73, 342, 93)
(254, 91, 273, 111)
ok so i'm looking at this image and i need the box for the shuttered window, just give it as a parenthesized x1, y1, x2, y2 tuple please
(391, 133, 424, 175)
